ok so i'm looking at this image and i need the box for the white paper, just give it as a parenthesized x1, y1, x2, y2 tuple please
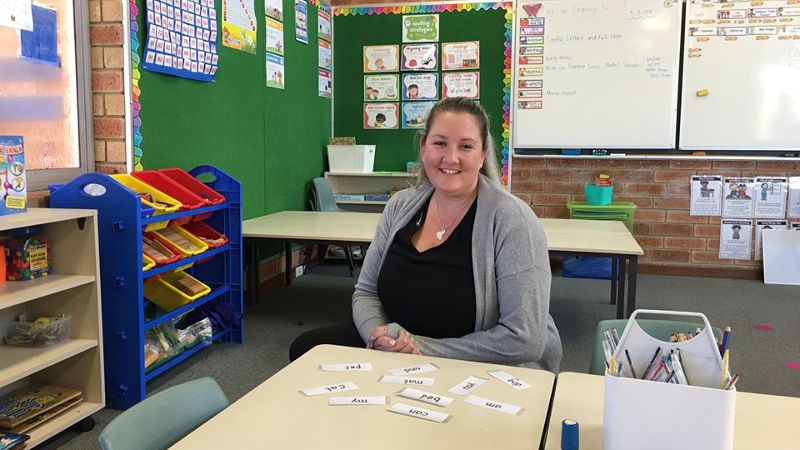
(719, 219, 753, 260)
(787, 177, 800, 218)
(763, 230, 800, 285)
(448, 376, 487, 395)
(755, 220, 788, 261)
(464, 395, 523, 415)
(722, 177, 755, 218)
(487, 370, 532, 391)
(380, 375, 434, 387)
(690, 175, 722, 216)
(388, 403, 449, 423)
(397, 388, 454, 407)
(301, 381, 358, 396)
(0, 0, 33, 31)
(389, 363, 438, 376)
(753, 177, 788, 218)
(329, 396, 386, 405)
(320, 362, 373, 372)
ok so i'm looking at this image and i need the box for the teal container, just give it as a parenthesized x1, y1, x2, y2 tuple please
(584, 185, 614, 205)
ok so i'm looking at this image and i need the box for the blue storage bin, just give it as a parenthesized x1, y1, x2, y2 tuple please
(562, 255, 612, 280)
(584, 185, 613, 205)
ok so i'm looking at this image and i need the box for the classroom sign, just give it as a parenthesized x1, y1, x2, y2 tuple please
(753, 177, 788, 219)
(363, 45, 399, 73)
(755, 220, 788, 261)
(318, 9, 332, 42)
(402, 73, 438, 101)
(402, 14, 439, 43)
(401, 44, 437, 71)
(266, 53, 285, 89)
(442, 72, 480, 99)
(690, 175, 722, 216)
(402, 101, 436, 129)
(265, 18, 284, 55)
(295, 0, 308, 44)
(442, 41, 479, 70)
(319, 40, 332, 70)
(222, 0, 257, 54)
(319, 68, 331, 98)
(364, 103, 399, 129)
(719, 219, 752, 260)
(364, 74, 399, 102)
(265, 0, 283, 21)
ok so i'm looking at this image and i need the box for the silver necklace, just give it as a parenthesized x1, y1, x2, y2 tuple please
(433, 193, 475, 241)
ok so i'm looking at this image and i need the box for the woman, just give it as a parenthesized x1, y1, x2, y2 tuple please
(291, 98, 562, 372)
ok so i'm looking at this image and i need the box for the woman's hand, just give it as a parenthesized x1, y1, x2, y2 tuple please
(367, 325, 420, 355)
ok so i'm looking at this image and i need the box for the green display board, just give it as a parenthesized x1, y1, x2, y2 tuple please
(333, 9, 507, 172)
(136, 0, 332, 219)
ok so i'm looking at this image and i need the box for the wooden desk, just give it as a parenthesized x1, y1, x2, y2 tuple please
(171, 345, 556, 450)
(544, 372, 800, 450)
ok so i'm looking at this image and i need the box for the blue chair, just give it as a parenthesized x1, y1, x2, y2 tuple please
(310, 177, 359, 276)
(99, 377, 229, 450)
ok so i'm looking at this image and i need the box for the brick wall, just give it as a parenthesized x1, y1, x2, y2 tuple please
(511, 157, 800, 276)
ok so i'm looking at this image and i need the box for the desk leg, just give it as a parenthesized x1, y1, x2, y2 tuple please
(616, 256, 626, 319)
(245, 240, 258, 305)
(285, 241, 293, 287)
(610, 257, 618, 305)
(626, 255, 638, 318)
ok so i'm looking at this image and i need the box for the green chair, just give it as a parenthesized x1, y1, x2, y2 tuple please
(99, 377, 229, 450)
(589, 319, 723, 375)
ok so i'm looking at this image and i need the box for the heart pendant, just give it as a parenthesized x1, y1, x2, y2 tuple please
(436, 229, 446, 241)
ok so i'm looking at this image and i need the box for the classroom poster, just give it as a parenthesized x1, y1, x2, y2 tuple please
(690, 175, 722, 216)
(265, 18, 284, 55)
(402, 101, 435, 129)
(363, 103, 399, 129)
(318, 9, 331, 42)
(722, 177, 755, 218)
(442, 72, 480, 99)
(319, 68, 331, 97)
(266, 53, 285, 89)
(364, 74, 399, 101)
(753, 177, 788, 218)
(442, 41, 480, 70)
(222, 0, 257, 53)
(789, 177, 800, 218)
(265, 0, 283, 21)
(719, 219, 753, 260)
(363, 45, 399, 73)
(0, 0, 33, 31)
(401, 44, 437, 71)
(294, 0, 308, 44)
(755, 220, 788, 261)
(318, 39, 332, 70)
(402, 14, 439, 43)
(401, 73, 438, 101)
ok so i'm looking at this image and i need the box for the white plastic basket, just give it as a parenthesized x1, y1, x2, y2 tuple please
(327, 145, 375, 173)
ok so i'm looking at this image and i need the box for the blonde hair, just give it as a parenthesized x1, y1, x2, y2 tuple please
(415, 98, 502, 187)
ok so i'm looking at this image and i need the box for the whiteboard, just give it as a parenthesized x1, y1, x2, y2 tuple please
(680, 0, 800, 150)
(512, 0, 683, 149)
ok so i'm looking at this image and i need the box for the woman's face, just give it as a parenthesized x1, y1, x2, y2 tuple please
(420, 111, 486, 199)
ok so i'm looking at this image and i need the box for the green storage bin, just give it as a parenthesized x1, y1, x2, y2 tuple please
(566, 201, 637, 232)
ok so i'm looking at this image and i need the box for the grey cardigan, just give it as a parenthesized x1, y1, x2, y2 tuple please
(352, 174, 562, 372)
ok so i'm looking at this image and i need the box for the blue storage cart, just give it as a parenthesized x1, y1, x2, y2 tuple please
(51, 166, 242, 409)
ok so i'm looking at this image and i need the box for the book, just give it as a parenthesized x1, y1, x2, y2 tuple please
(11, 397, 82, 434)
(0, 431, 29, 450)
(0, 386, 82, 429)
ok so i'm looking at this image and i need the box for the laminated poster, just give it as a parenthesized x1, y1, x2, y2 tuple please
(722, 177, 755, 218)
(442, 41, 479, 71)
(363, 103, 399, 129)
(753, 177, 788, 218)
(363, 45, 399, 73)
(755, 220, 788, 261)
(295, 0, 308, 44)
(401, 73, 438, 101)
(402, 14, 439, 43)
(0, 0, 33, 31)
(689, 175, 722, 216)
(719, 219, 752, 260)
(789, 177, 800, 218)
(319, 68, 331, 97)
(401, 44, 437, 71)
(318, 9, 331, 42)
(402, 101, 435, 129)
(265, 17, 284, 55)
(318, 39, 332, 70)
(266, 53, 285, 89)
(265, 0, 283, 21)
(364, 74, 399, 102)
(442, 72, 480, 99)
(222, 0, 257, 54)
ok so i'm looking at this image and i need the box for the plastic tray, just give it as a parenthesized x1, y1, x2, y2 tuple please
(5, 314, 72, 347)
(111, 174, 182, 231)
(142, 231, 183, 266)
(178, 222, 228, 248)
(152, 226, 209, 257)
(144, 270, 211, 311)
(158, 168, 226, 206)
(142, 254, 156, 271)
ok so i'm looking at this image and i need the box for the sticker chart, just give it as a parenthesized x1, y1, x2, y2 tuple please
(143, 0, 219, 82)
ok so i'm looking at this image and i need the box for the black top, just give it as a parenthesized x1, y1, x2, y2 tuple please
(377, 196, 477, 338)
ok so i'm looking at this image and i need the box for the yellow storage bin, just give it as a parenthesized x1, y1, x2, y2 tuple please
(111, 174, 182, 231)
(152, 226, 209, 257)
(143, 270, 210, 311)
(142, 254, 156, 271)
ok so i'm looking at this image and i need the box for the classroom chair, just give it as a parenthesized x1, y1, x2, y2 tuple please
(588, 319, 723, 375)
(308, 177, 361, 276)
(98, 377, 229, 450)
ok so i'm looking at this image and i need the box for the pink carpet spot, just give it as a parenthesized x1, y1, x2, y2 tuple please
(785, 362, 800, 371)
(753, 324, 774, 331)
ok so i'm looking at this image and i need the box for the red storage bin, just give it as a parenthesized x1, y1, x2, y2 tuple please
(142, 231, 183, 266)
(132, 170, 208, 225)
(179, 222, 228, 248)
(158, 168, 226, 206)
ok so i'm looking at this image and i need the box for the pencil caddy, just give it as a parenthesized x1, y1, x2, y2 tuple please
(603, 309, 735, 450)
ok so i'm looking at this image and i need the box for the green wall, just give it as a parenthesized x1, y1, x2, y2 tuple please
(333, 9, 507, 172)
(136, 0, 331, 219)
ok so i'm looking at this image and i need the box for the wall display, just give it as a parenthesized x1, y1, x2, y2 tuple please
(295, 0, 308, 44)
(441, 41, 479, 70)
(789, 177, 800, 218)
(402, 14, 439, 43)
(20, 4, 58, 67)
(266, 52, 285, 89)
(690, 175, 722, 216)
(265, 0, 283, 21)
(363, 45, 399, 72)
(0, 0, 33, 30)
(319, 68, 332, 97)
(402, 101, 436, 129)
(401, 43, 438, 71)
(401, 73, 438, 101)
(719, 219, 753, 260)
(364, 74, 400, 102)
(363, 103, 399, 129)
(319, 39, 332, 70)
(318, 9, 332, 41)
(265, 17, 284, 55)
(222, 0, 257, 53)
(753, 177, 788, 219)
(755, 220, 788, 261)
(722, 177, 755, 218)
(143, 0, 219, 82)
(442, 72, 480, 99)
